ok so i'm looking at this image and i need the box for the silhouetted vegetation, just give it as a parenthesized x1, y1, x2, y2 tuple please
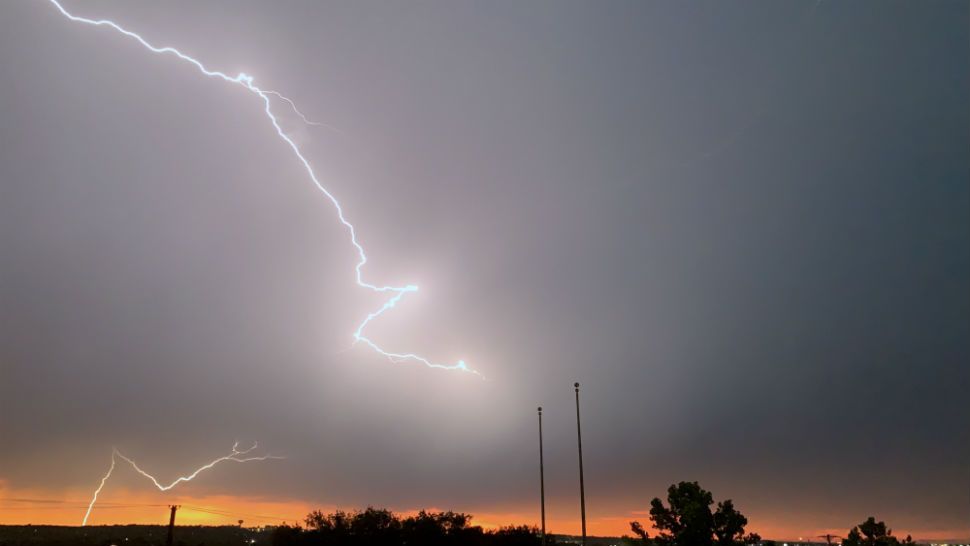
(270, 507, 546, 546)
(0, 514, 546, 546)
(629, 481, 760, 546)
(843, 517, 914, 546)
(0, 507, 927, 546)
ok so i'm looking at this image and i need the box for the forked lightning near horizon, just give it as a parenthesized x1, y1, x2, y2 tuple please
(42, 0, 481, 524)
(82, 443, 282, 526)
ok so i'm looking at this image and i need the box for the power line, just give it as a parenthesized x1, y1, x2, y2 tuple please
(181, 505, 293, 523)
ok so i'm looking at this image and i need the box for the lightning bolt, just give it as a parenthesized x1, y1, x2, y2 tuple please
(82, 442, 283, 526)
(45, 0, 480, 377)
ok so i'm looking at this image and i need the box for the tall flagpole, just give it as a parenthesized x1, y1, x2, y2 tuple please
(575, 382, 587, 546)
(538, 406, 546, 545)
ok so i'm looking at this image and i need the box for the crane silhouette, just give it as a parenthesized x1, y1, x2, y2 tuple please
(818, 534, 843, 545)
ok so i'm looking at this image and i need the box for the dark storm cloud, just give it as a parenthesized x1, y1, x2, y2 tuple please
(1, 0, 967, 536)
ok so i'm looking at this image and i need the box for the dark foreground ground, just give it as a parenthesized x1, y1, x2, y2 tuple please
(0, 526, 639, 546)
(0, 526, 846, 546)
(0, 525, 262, 546)
(0, 525, 568, 546)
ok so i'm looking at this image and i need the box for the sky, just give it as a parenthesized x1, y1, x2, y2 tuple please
(1, 0, 968, 541)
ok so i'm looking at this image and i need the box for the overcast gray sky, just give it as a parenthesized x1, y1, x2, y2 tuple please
(1, 0, 968, 540)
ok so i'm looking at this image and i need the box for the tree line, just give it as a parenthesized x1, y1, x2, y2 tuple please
(270, 508, 543, 546)
(266, 481, 920, 546)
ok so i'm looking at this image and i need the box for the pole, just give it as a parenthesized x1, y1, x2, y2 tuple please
(574, 382, 586, 546)
(538, 406, 546, 545)
(166, 505, 179, 546)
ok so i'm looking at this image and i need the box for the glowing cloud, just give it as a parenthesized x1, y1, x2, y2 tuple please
(45, 0, 480, 377)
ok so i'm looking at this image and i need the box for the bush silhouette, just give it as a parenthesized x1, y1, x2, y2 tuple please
(269, 507, 544, 546)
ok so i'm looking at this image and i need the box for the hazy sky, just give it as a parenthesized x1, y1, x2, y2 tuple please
(1, 0, 968, 540)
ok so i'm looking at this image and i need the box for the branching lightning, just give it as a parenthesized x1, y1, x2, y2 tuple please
(82, 442, 283, 526)
(45, 0, 480, 377)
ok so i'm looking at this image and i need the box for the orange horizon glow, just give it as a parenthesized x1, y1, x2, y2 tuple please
(1, 485, 967, 542)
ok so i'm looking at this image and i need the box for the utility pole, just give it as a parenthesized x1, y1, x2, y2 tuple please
(574, 382, 586, 546)
(538, 406, 546, 545)
(166, 505, 180, 546)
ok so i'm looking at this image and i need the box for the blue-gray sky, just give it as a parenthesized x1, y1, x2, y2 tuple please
(1, 0, 967, 540)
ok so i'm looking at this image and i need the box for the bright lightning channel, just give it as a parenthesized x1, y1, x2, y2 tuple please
(45, 0, 480, 378)
(82, 442, 283, 526)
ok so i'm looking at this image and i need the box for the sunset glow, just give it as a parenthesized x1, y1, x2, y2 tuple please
(2, 484, 967, 542)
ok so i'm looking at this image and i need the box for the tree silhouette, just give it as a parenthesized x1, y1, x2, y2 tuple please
(629, 520, 651, 543)
(631, 481, 756, 546)
(400, 510, 480, 546)
(712, 499, 747, 545)
(490, 525, 544, 546)
(351, 507, 400, 545)
(741, 533, 762, 545)
(843, 516, 915, 546)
